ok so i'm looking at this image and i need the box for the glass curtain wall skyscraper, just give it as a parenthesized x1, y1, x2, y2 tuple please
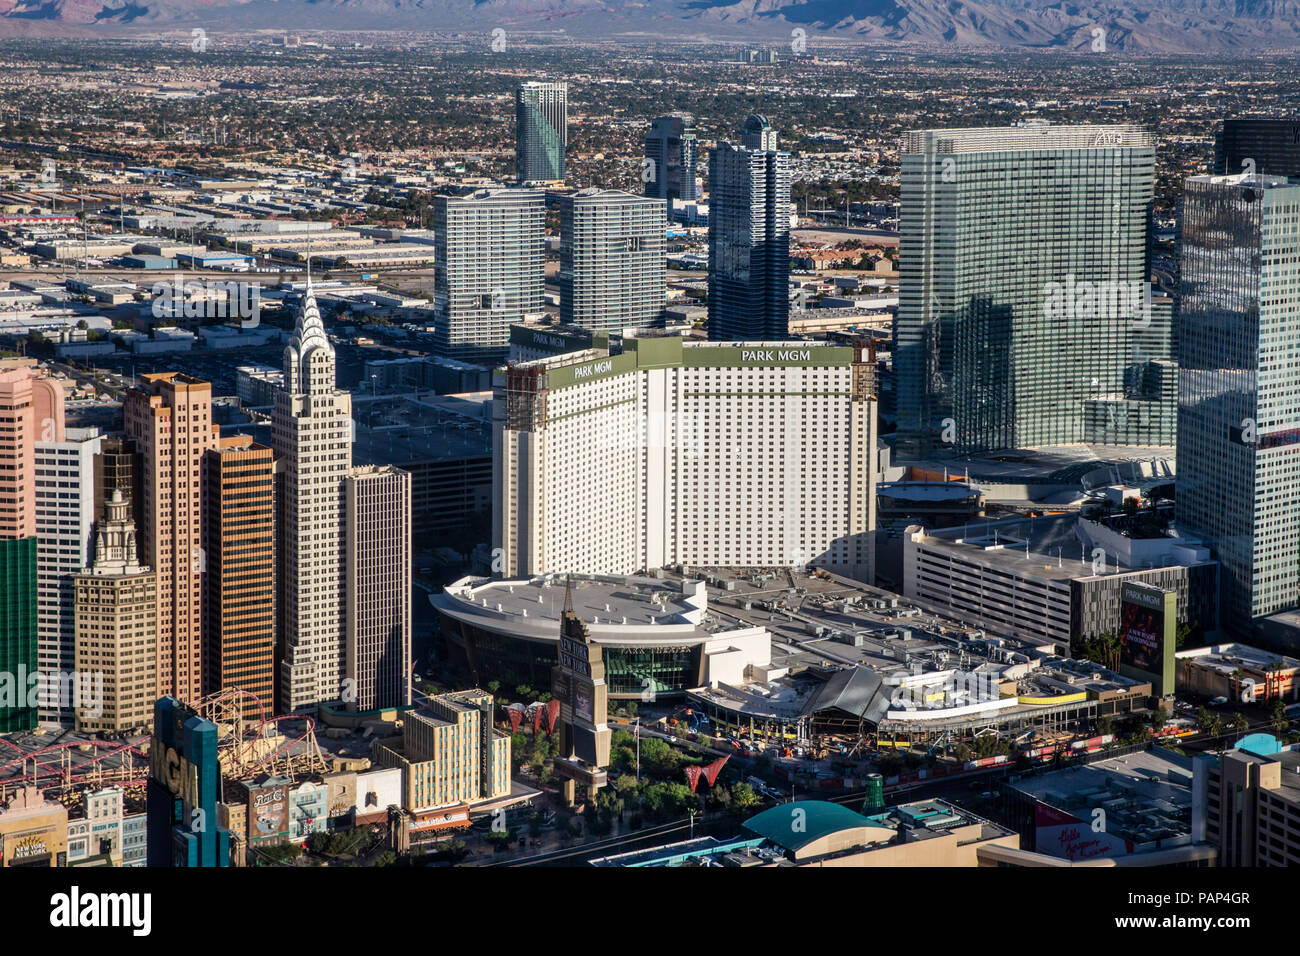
(516, 81, 567, 184)
(433, 188, 545, 363)
(644, 113, 698, 207)
(707, 115, 791, 341)
(1214, 118, 1300, 178)
(895, 124, 1155, 458)
(1177, 173, 1300, 632)
(558, 188, 667, 332)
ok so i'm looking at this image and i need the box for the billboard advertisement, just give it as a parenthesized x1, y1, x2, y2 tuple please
(1035, 803, 1134, 862)
(247, 783, 290, 845)
(574, 687, 594, 724)
(1117, 582, 1176, 696)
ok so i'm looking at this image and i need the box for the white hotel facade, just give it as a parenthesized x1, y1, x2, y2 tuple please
(494, 336, 877, 582)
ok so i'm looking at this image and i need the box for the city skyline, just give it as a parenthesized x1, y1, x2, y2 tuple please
(0, 33, 1294, 894)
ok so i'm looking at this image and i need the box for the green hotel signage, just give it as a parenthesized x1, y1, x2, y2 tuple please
(545, 341, 854, 390)
(546, 352, 639, 390)
(680, 345, 854, 368)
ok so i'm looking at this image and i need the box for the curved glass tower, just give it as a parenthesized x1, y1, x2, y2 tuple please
(516, 80, 567, 184)
(896, 124, 1155, 458)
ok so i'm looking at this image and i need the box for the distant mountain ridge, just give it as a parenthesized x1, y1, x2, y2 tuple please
(4, 0, 1300, 53)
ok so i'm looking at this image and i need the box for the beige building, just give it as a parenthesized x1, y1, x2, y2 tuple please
(273, 287, 353, 713)
(0, 786, 68, 867)
(124, 372, 217, 704)
(1197, 743, 1300, 866)
(372, 690, 511, 812)
(344, 465, 411, 712)
(74, 490, 157, 734)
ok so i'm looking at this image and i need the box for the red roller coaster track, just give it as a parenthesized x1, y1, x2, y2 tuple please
(0, 688, 327, 795)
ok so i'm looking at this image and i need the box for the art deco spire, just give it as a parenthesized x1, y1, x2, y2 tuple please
(282, 278, 334, 396)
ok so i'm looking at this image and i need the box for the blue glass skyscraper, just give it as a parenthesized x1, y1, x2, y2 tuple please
(707, 115, 791, 341)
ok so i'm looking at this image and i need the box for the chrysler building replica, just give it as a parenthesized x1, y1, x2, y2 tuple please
(273, 284, 353, 713)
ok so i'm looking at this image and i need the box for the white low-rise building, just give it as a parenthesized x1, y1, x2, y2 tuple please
(433, 573, 771, 699)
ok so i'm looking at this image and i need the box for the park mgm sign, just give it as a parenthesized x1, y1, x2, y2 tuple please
(146, 697, 230, 867)
(550, 582, 611, 802)
(1117, 582, 1177, 698)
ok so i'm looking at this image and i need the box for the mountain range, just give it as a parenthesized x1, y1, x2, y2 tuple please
(3, 0, 1300, 53)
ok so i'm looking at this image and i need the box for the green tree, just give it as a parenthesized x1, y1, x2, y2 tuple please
(1231, 712, 1248, 740)
(730, 783, 762, 812)
(1205, 713, 1225, 744)
(1270, 698, 1288, 737)
(706, 783, 732, 810)
(1196, 706, 1212, 732)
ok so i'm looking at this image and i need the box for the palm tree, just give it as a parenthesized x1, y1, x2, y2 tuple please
(1269, 699, 1288, 737)
(1201, 711, 1224, 746)
(1265, 661, 1285, 699)
(1096, 632, 1121, 672)
(1228, 669, 1243, 704)
(1231, 712, 1249, 741)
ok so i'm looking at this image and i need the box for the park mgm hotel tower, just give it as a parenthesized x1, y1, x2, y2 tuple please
(494, 335, 877, 583)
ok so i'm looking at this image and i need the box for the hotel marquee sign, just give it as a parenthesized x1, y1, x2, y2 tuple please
(546, 344, 855, 391)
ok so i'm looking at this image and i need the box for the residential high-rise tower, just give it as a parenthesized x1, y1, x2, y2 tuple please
(558, 189, 667, 332)
(34, 425, 99, 726)
(708, 115, 791, 341)
(644, 113, 698, 207)
(0, 367, 61, 732)
(344, 465, 411, 712)
(516, 80, 567, 184)
(203, 435, 276, 717)
(1214, 118, 1300, 179)
(74, 490, 157, 734)
(432, 188, 545, 363)
(124, 373, 217, 705)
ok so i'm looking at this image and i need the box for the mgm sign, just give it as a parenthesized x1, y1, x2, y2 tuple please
(146, 697, 230, 867)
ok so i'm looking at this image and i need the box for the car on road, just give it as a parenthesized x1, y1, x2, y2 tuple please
(1209, 696, 1229, 707)
(667, 735, 677, 743)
